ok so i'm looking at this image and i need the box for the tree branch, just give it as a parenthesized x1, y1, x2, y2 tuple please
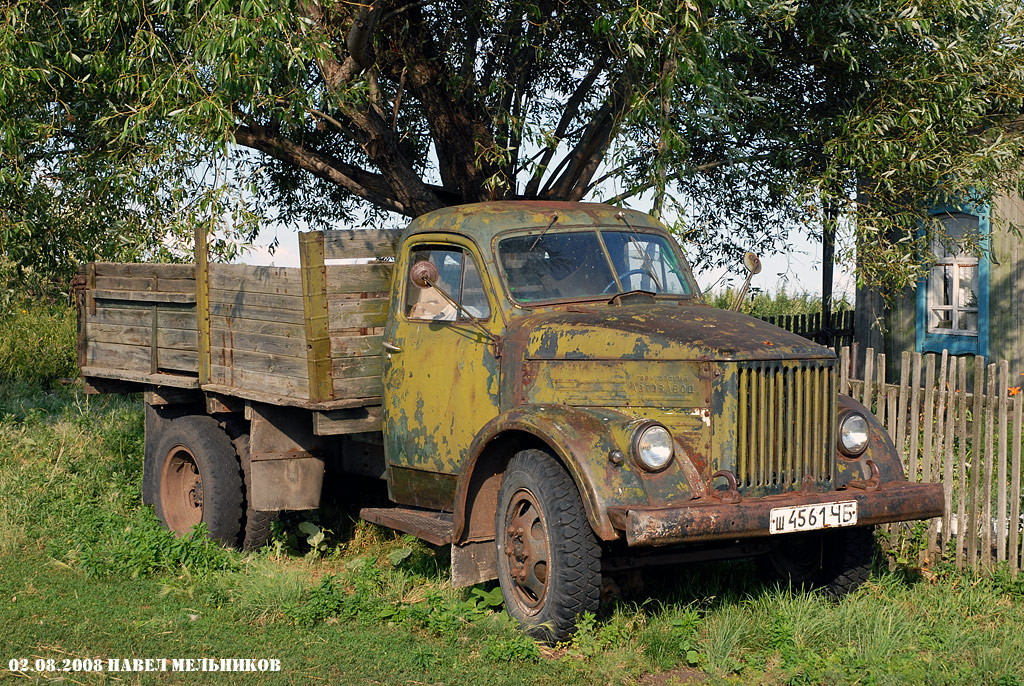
(523, 58, 606, 198)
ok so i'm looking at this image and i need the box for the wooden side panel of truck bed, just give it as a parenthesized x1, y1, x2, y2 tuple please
(77, 228, 401, 432)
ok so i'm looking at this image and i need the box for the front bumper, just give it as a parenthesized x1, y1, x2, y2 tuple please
(607, 481, 945, 547)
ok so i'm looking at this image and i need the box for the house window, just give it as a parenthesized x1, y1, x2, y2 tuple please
(916, 206, 989, 356)
(926, 213, 980, 336)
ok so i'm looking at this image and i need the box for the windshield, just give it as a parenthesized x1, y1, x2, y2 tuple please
(498, 229, 694, 303)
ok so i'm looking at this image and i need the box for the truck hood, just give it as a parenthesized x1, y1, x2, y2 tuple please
(509, 303, 833, 362)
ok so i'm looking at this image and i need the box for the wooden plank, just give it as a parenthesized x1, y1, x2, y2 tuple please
(325, 263, 395, 294)
(209, 301, 306, 325)
(956, 356, 968, 569)
(940, 358, 956, 555)
(875, 353, 886, 425)
(330, 335, 385, 358)
(196, 226, 211, 385)
(968, 355, 985, 570)
(333, 375, 383, 399)
(861, 348, 874, 409)
(85, 341, 152, 371)
(921, 354, 936, 484)
(94, 275, 190, 293)
(208, 287, 304, 312)
(210, 328, 306, 357)
(997, 360, 1010, 562)
(895, 350, 911, 455)
(209, 346, 308, 377)
(932, 351, 949, 484)
(199, 383, 377, 411)
(919, 353, 936, 565)
(88, 303, 197, 330)
(327, 297, 389, 330)
(331, 355, 382, 379)
(300, 231, 334, 403)
(839, 346, 850, 395)
(208, 314, 303, 338)
(1012, 393, 1023, 576)
(158, 348, 198, 372)
(209, 365, 310, 399)
(207, 264, 303, 293)
(92, 262, 194, 279)
(908, 353, 922, 484)
(81, 365, 199, 389)
(983, 362, 997, 568)
(320, 228, 401, 260)
(86, 323, 197, 351)
(886, 387, 899, 551)
(313, 405, 384, 436)
(92, 289, 196, 304)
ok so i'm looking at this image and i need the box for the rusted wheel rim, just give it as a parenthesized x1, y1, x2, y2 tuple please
(502, 488, 551, 614)
(159, 445, 203, 533)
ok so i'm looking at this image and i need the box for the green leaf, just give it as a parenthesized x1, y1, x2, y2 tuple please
(387, 547, 413, 567)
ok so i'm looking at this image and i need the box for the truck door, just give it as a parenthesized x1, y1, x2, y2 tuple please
(381, 239, 501, 510)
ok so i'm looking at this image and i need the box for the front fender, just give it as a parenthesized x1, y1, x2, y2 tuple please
(454, 404, 666, 542)
(835, 394, 906, 486)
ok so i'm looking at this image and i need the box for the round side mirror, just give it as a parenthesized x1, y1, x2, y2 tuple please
(410, 260, 439, 289)
(743, 251, 762, 275)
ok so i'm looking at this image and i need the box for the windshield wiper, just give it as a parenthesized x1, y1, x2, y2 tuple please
(529, 213, 560, 251)
(615, 212, 662, 292)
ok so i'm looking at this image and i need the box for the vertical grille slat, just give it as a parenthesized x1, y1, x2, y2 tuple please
(734, 360, 837, 492)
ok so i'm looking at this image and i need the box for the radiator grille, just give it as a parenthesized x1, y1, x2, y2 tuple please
(736, 360, 837, 491)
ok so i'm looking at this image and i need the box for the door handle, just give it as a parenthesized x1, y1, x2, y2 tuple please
(382, 341, 402, 353)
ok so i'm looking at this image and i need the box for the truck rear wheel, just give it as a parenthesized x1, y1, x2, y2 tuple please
(761, 525, 876, 597)
(495, 449, 601, 643)
(153, 415, 244, 545)
(233, 434, 277, 550)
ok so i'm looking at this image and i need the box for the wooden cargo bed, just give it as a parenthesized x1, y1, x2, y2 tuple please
(76, 228, 401, 432)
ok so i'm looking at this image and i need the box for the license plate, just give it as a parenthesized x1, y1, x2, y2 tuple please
(769, 501, 858, 534)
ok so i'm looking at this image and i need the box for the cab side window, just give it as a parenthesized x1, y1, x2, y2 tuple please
(405, 246, 491, 322)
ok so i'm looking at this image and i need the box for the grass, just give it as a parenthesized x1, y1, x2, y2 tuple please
(4, 304, 1024, 684)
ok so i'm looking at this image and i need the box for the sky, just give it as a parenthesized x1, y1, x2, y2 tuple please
(238, 217, 857, 300)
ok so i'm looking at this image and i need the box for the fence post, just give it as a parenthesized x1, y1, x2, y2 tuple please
(997, 360, 1010, 563)
(968, 356, 986, 571)
(956, 356, 968, 569)
(926, 351, 948, 562)
(983, 362, 997, 568)
(908, 353, 923, 486)
(940, 355, 956, 560)
(1012, 394, 1023, 576)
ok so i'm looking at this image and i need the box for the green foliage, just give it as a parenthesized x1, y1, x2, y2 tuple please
(3, 0, 1024, 289)
(705, 287, 853, 318)
(0, 300, 77, 386)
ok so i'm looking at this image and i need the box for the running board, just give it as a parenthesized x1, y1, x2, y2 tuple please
(359, 507, 454, 546)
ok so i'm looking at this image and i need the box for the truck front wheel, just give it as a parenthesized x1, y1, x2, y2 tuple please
(495, 449, 601, 643)
(761, 525, 877, 597)
(153, 415, 244, 545)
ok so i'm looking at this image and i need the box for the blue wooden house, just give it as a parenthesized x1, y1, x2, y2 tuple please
(855, 194, 1024, 375)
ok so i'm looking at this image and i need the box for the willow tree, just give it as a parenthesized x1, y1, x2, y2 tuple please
(3, 0, 1024, 289)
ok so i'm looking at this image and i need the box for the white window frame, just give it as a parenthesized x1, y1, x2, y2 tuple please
(926, 213, 979, 337)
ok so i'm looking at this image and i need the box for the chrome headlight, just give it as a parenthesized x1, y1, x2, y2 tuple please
(633, 423, 674, 471)
(838, 412, 869, 456)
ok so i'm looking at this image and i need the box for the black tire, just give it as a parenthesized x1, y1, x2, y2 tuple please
(760, 525, 876, 597)
(233, 434, 278, 550)
(153, 415, 244, 545)
(495, 449, 601, 643)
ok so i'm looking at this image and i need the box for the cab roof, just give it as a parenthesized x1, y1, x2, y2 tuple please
(400, 201, 667, 255)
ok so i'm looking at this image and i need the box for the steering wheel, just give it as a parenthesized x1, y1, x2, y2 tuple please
(603, 269, 655, 294)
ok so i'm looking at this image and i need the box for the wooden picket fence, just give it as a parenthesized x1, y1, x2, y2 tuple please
(762, 310, 855, 348)
(838, 346, 1024, 574)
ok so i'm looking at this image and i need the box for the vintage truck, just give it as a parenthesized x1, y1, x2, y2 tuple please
(73, 201, 943, 641)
